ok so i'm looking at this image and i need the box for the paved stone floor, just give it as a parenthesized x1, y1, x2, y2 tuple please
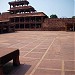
(0, 31, 75, 75)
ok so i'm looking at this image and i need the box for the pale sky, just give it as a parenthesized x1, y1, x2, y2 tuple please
(0, 0, 74, 18)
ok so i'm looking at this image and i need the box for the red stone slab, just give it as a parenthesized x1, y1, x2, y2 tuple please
(44, 46, 62, 60)
(25, 52, 44, 59)
(31, 49, 47, 53)
(65, 71, 75, 75)
(64, 61, 75, 70)
(0, 48, 19, 57)
(33, 69, 61, 75)
(20, 51, 28, 57)
(38, 59, 62, 69)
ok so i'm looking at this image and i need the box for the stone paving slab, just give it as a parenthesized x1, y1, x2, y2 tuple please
(33, 69, 61, 75)
(0, 31, 75, 75)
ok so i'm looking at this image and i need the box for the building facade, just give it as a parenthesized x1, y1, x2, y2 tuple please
(43, 18, 75, 31)
(8, 0, 48, 31)
(0, 12, 15, 33)
(0, 0, 75, 33)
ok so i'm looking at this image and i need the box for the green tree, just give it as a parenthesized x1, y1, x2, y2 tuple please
(50, 14, 58, 18)
(72, 16, 75, 18)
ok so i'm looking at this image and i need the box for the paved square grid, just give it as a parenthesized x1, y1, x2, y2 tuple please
(0, 31, 75, 75)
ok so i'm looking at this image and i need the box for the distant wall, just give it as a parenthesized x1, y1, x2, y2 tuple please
(42, 18, 75, 31)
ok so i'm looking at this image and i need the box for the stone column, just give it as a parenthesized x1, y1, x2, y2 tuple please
(0, 66, 3, 75)
(29, 17, 31, 29)
(35, 17, 36, 29)
(10, 5, 11, 9)
(13, 55, 20, 66)
(41, 17, 43, 29)
(73, 23, 74, 31)
(0, 27, 3, 33)
(19, 17, 20, 29)
(65, 23, 67, 31)
(24, 24, 25, 29)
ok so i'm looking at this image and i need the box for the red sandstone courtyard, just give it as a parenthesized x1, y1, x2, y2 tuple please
(0, 31, 75, 75)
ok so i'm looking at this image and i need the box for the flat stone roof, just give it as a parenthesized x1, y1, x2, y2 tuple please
(0, 31, 75, 75)
(10, 12, 48, 18)
(0, 48, 18, 57)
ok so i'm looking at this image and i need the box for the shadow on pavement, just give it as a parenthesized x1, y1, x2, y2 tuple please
(3, 62, 31, 75)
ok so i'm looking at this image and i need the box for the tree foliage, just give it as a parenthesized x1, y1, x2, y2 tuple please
(72, 16, 75, 18)
(50, 14, 58, 18)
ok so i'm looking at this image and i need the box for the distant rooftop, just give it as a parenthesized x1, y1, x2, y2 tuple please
(9, 0, 29, 5)
(10, 12, 48, 18)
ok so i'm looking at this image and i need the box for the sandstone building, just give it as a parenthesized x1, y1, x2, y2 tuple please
(0, 0, 75, 33)
(43, 18, 75, 31)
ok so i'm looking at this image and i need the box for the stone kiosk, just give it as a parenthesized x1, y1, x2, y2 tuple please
(0, 48, 20, 75)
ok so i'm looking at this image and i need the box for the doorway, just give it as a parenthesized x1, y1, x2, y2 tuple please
(66, 23, 75, 31)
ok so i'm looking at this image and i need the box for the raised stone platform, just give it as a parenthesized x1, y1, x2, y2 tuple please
(0, 48, 20, 75)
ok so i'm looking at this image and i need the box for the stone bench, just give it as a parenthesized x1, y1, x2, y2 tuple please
(0, 48, 20, 75)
